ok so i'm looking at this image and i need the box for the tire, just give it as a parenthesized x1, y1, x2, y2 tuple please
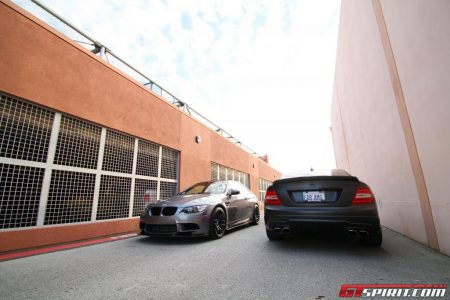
(251, 205, 260, 225)
(363, 230, 382, 247)
(266, 229, 283, 241)
(210, 207, 227, 239)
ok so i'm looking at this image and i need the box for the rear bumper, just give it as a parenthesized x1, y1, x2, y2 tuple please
(264, 206, 380, 232)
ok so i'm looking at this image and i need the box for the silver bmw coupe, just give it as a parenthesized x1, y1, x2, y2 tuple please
(139, 180, 260, 239)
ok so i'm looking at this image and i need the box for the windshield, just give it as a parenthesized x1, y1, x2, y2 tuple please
(181, 182, 227, 195)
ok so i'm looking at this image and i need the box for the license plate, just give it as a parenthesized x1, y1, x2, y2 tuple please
(303, 191, 325, 202)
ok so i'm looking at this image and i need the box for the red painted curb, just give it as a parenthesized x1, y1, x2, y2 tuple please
(0, 233, 138, 261)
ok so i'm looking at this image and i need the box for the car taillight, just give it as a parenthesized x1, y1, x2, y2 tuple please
(352, 187, 374, 204)
(265, 187, 282, 206)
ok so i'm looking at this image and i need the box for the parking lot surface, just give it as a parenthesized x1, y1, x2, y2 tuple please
(1, 223, 449, 299)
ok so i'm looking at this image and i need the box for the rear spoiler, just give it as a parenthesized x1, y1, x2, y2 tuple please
(274, 176, 359, 185)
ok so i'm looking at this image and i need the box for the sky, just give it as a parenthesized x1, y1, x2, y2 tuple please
(14, 0, 341, 175)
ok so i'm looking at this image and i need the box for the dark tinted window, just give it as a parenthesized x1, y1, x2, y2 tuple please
(182, 182, 227, 195)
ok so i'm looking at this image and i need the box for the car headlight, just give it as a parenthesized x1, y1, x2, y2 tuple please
(180, 204, 208, 214)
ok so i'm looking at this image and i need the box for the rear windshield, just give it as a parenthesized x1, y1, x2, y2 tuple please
(281, 169, 351, 179)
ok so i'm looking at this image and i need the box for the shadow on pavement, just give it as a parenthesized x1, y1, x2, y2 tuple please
(135, 235, 211, 245)
(264, 227, 390, 258)
(134, 223, 256, 245)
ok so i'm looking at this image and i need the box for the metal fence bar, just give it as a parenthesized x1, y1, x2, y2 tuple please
(129, 138, 139, 218)
(91, 128, 107, 222)
(36, 112, 61, 226)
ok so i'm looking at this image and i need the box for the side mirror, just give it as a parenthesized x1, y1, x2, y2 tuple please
(227, 189, 240, 197)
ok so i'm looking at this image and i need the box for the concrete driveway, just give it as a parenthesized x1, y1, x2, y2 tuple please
(1, 223, 449, 299)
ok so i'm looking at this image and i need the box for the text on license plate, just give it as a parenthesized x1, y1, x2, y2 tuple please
(303, 191, 325, 202)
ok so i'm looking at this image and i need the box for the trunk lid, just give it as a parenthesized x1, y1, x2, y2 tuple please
(273, 175, 361, 207)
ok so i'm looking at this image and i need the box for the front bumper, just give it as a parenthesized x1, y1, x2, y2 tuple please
(139, 206, 213, 237)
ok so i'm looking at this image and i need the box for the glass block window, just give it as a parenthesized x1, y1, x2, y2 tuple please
(211, 162, 219, 180)
(102, 130, 134, 174)
(45, 170, 96, 225)
(136, 140, 159, 177)
(133, 179, 157, 216)
(235, 171, 241, 183)
(258, 178, 273, 201)
(211, 162, 250, 188)
(0, 94, 54, 162)
(97, 175, 131, 220)
(160, 181, 177, 200)
(232, 170, 238, 181)
(219, 165, 226, 180)
(226, 168, 232, 180)
(161, 147, 177, 179)
(0, 164, 44, 229)
(54, 115, 101, 169)
(244, 174, 250, 188)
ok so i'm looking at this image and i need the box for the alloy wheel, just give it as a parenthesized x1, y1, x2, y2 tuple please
(212, 208, 226, 238)
(252, 206, 260, 225)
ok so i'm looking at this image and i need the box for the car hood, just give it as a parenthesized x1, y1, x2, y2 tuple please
(151, 194, 222, 207)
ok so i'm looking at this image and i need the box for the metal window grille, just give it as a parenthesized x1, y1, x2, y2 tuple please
(136, 140, 159, 177)
(133, 179, 157, 216)
(54, 115, 101, 169)
(0, 164, 44, 229)
(160, 181, 177, 200)
(0, 93, 179, 230)
(0, 94, 54, 162)
(45, 170, 96, 225)
(160, 147, 178, 179)
(102, 130, 135, 174)
(96, 175, 131, 220)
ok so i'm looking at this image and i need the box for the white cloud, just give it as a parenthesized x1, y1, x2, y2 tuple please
(13, 0, 341, 174)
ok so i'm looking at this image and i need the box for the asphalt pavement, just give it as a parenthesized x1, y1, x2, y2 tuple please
(1, 222, 449, 300)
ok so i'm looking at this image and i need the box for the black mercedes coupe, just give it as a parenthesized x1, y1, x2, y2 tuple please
(264, 169, 382, 246)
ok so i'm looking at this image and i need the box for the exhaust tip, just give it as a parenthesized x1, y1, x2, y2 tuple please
(347, 229, 358, 237)
(274, 227, 282, 233)
(359, 230, 369, 238)
(282, 227, 291, 233)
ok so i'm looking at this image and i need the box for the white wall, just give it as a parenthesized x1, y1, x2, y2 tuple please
(332, 0, 429, 246)
(380, 0, 450, 255)
(330, 85, 350, 173)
